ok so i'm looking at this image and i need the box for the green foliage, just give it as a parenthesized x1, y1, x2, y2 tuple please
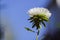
(25, 27, 35, 33)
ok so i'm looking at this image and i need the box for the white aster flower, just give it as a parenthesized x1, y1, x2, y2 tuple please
(28, 7, 51, 18)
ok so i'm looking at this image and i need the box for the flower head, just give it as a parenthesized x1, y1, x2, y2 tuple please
(28, 7, 51, 19)
(28, 7, 52, 29)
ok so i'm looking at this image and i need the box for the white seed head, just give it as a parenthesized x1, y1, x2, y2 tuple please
(28, 7, 51, 18)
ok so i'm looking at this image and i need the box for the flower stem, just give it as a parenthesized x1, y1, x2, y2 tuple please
(36, 28, 40, 40)
(36, 34, 38, 40)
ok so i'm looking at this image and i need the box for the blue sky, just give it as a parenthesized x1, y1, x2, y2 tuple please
(1, 0, 52, 40)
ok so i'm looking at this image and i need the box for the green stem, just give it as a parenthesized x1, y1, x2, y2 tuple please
(36, 34, 38, 40)
(36, 28, 40, 40)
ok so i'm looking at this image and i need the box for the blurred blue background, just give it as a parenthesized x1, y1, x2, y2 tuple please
(1, 0, 58, 40)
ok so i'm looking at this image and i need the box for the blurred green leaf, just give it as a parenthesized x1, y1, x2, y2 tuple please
(25, 27, 35, 33)
(32, 23, 35, 28)
(30, 20, 34, 23)
(28, 17, 33, 20)
(42, 21, 46, 27)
